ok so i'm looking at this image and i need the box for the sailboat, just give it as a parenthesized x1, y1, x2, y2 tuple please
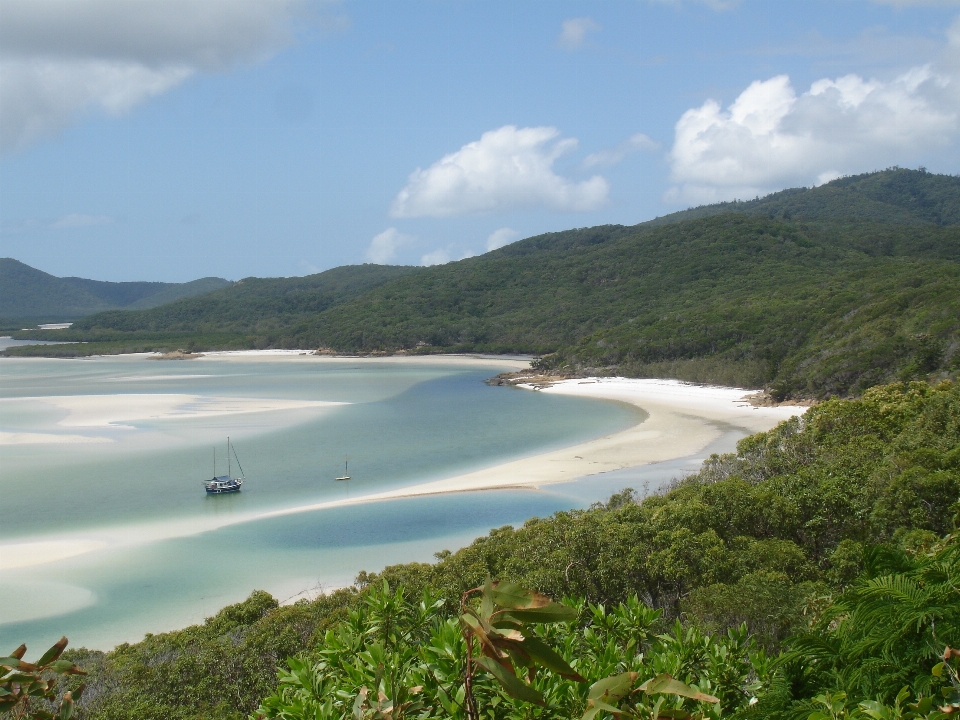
(335, 455, 351, 481)
(204, 437, 245, 494)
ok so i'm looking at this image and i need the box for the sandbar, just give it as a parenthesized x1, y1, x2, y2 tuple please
(3, 394, 346, 430)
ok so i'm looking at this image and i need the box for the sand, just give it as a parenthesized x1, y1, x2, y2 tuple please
(1, 371, 807, 571)
(0, 394, 346, 436)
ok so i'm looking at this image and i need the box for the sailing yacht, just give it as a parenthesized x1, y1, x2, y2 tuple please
(204, 437, 245, 493)
(335, 455, 351, 481)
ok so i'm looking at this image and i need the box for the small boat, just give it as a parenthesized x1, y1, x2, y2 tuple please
(204, 437, 245, 494)
(335, 455, 351, 481)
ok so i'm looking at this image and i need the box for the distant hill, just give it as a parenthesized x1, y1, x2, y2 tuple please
(0, 258, 231, 322)
(67, 263, 422, 336)
(9, 169, 959, 398)
(642, 167, 960, 228)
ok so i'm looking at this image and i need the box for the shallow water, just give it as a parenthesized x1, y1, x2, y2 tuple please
(0, 354, 678, 650)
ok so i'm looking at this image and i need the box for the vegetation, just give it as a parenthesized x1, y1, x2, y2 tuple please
(33, 379, 957, 718)
(0, 258, 230, 322)
(1, 637, 86, 719)
(7, 169, 958, 399)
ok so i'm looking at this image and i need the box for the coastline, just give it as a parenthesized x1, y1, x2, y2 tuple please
(1, 366, 806, 572)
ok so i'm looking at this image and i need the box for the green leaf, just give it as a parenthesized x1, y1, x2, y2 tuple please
(588, 672, 641, 700)
(47, 660, 86, 676)
(857, 700, 890, 720)
(488, 581, 549, 609)
(639, 674, 719, 703)
(37, 637, 68, 667)
(480, 578, 495, 621)
(57, 691, 75, 720)
(474, 655, 545, 706)
(582, 698, 623, 720)
(520, 636, 586, 681)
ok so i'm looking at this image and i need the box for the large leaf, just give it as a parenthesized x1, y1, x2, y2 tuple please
(37, 638, 68, 667)
(583, 672, 640, 720)
(489, 582, 577, 623)
(474, 655, 545, 706)
(47, 660, 86, 676)
(488, 581, 552, 610)
(520, 636, 586, 681)
(639, 674, 719, 703)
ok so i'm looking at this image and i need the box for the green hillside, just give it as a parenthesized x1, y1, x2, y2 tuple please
(8, 169, 959, 398)
(0, 258, 231, 321)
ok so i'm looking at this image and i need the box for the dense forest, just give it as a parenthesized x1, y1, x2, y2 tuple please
(6, 169, 959, 399)
(8, 380, 956, 719)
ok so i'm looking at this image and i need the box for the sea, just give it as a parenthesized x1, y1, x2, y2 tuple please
(0, 351, 744, 651)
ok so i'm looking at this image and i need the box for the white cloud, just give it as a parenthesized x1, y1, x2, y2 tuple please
(666, 28, 960, 204)
(51, 213, 113, 229)
(486, 227, 520, 251)
(0, 0, 306, 153)
(391, 126, 609, 217)
(365, 228, 410, 264)
(420, 248, 451, 266)
(558, 17, 600, 51)
(583, 133, 659, 168)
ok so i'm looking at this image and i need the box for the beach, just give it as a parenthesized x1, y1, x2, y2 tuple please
(1, 354, 806, 573)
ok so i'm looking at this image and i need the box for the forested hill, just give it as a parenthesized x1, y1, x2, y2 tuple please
(63, 263, 421, 337)
(0, 258, 231, 322)
(641, 167, 960, 228)
(9, 168, 960, 398)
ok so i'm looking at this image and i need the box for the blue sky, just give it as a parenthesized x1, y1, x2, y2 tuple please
(1, 0, 958, 282)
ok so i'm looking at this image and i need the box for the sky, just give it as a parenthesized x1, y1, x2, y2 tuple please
(1, 0, 958, 282)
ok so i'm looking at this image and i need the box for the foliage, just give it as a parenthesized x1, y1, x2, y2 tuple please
(1, 637, 86, 719)
(774, 533, 960, 710)
(254, 583, 755, 720)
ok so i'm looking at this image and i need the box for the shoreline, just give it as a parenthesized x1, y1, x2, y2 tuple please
(0, 373, 806, 572)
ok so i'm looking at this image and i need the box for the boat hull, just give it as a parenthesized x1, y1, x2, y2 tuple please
(204, 484, 241, 494)
(204, 475, 242, 493)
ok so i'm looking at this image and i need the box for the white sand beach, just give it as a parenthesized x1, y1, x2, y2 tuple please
(0, 368, 807, 572)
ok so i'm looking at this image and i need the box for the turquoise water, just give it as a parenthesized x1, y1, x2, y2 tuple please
(0, 354, 657, 650)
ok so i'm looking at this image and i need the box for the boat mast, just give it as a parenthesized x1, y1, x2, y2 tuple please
(228, 437, 231, 478)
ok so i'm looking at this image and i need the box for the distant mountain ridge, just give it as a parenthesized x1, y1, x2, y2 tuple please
(0, 258, 231, 321)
